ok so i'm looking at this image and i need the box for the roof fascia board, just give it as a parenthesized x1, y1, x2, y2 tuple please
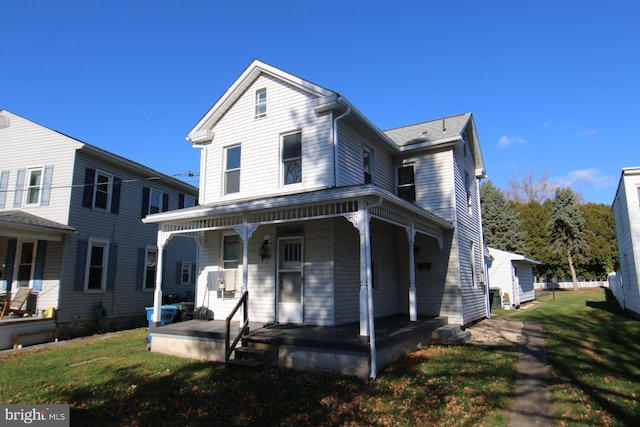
(78, 145, 197, 194)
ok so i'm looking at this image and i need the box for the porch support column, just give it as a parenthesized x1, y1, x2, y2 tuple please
(345, 204, 371, 337)
(406, 224, 417, 322)
(233, 217, 258, 329)
(152, 230, 174, 326)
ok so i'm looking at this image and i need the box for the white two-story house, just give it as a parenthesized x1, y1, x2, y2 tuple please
(0, 111, 198, 345)
(143, 60, 488, 377)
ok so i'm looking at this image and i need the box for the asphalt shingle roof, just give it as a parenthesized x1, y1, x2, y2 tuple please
(383, 113, 471, 147)
(0, 210, 76, 234)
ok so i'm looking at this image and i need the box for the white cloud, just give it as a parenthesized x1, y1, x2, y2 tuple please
(498, 135, 527, 149)
(553, 169, 616, 190)
(580, 128, 598, 137)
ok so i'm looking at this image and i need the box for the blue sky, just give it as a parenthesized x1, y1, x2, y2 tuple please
(2, 1, 638, 204)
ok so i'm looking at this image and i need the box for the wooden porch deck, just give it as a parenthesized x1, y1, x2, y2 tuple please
(149, 315, 448, 378)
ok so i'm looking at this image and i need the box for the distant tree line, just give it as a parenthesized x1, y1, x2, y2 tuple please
(480, 172, 618, 285)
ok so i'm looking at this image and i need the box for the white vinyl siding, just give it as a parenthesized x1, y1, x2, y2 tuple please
(200, 74, 333, 204)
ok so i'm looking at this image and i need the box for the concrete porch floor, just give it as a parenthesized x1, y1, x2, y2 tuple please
(149, 315, 448, 378)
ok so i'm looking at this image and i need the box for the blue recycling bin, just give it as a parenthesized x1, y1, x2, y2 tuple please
(145, 305, 178, 344)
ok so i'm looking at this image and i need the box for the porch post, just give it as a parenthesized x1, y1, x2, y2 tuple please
(234, 218, 258, 330)
(346, 206, 370, 337)
(152, 230, 173, 326)
(406, 224, 417, 322)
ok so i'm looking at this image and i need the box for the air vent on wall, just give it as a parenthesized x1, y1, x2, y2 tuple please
(0, 116, 9, 129)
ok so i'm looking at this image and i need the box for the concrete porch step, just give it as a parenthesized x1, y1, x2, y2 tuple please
(235, 346, 271, 361)
(225, 358, 264, 369)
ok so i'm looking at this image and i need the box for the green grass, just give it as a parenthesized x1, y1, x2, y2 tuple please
(4, 288, 635, 426)
(512, 288, 640, 426)
(0, 328, 518, 426)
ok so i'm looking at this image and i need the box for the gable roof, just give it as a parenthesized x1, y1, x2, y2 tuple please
(188, 59, 336, 143)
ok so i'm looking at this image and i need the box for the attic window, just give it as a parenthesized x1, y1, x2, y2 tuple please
(255, 88, 267, 119)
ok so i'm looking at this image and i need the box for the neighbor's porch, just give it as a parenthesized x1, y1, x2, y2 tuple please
(149, 314, 448, 379)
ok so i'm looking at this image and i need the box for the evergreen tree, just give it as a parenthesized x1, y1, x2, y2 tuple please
(513, 200, 556, 279)
(547, 188, 590, 290)
(580, 203, 619, 279)
(480, 181, 525, 252)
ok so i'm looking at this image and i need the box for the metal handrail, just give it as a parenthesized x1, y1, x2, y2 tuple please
(225, 291, 249, 362)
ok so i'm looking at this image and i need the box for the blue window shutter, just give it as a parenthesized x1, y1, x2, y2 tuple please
(111, 177, 122, 214)
(3, 239, 17, 291)
(178, 193, 185, 209)
(0, 170, 9, 209)
(32, 240, 47, 291)
(82, 168, 95, 208)
(162, 193, 169, 212)
(74, 239, 88, 291)
(40, 165, 54, 206)
(106, 243, 117, 291)
(191, 262, 196, 285)
(141, 187, 150, 219)
(135, 247, 145, 291)
(13, 168, 26, 208)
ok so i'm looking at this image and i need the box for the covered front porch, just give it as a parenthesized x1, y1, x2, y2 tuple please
(143, 184, 454, 379)
(149, 314, 448, 379)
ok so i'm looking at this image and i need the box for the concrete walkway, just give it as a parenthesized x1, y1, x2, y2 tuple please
(509, 321, 553, 426)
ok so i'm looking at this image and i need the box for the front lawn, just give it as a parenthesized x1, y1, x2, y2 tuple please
(0, 328, 518, 426)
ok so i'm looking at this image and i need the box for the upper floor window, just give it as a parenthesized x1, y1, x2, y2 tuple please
(282, 131, 302, 185)
(255, 88, 267, 119)
(179, 193, 196, 209)
(94, 171, 113, 210)
(397, 164, 415, 203)
(149, 189, 163, 214)
(86, 239, 109, 292)
(222, 234, 239, 270)
(465, 172, 472, 214)
(83, 168, 121, 214)
(363, 148, 372, 184)
(25, 168, 43, 205)
(224, 145, 241, 194)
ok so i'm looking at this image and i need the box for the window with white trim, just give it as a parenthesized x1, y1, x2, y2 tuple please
(86, 239, 109, 292)
(363, 147, 372, 184)
(94, 171, 113, 210)
(470, 241, 477, 288)
(255, 88, 267, 119)
(282, 131, 302, 185)
(143, 246, 157, 291)
(149, 189, 163, 215)
(184, 195, 196, 208)
(25, 168, 43, 205)
(224, 145, 241, 194)
(465, 172, 472, 214)
(397, 164, 416, 203)
(181, 261, 192, 285)
(222, 234, 239, 270)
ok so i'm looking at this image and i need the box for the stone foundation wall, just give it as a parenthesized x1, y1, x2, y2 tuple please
(57, 314, 146, 340)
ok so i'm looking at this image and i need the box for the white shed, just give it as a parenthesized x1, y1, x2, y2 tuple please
(487, 247, 541, 309)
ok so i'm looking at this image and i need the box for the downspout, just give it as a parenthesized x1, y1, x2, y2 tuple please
(332, 101, 351, 187)
(366, 196, 384, 380)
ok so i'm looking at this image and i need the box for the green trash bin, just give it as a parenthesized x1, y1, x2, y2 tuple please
(489, 289, 501, 310)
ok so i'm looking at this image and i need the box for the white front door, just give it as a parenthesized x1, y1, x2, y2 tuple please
(277, 237, 303, 324)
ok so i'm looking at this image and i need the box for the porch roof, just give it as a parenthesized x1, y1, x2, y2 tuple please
(0, 211, 76, 241)
(143, 184, 453, 244)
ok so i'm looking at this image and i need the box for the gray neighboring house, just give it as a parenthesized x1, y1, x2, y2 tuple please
(0, 110, 198, 343)
(612, 167, 640, 317)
